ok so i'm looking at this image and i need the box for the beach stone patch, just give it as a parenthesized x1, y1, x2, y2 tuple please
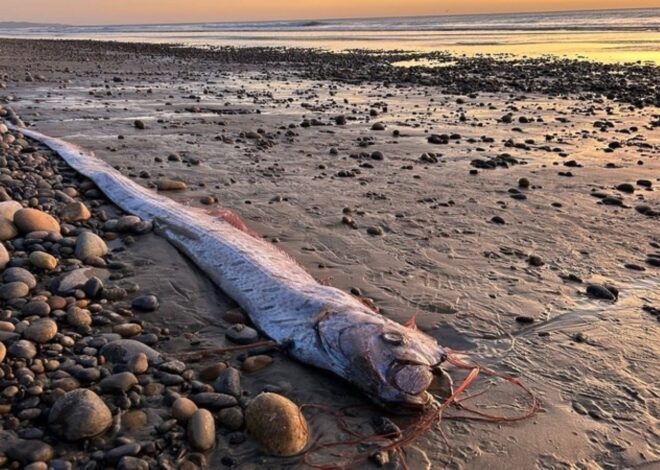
(13, 208, 60, 234)
(48, 389, 112, 440)
(245, 392, 309, 456)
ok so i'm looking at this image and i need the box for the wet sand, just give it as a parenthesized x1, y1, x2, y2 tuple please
(0, 39, 659, 469)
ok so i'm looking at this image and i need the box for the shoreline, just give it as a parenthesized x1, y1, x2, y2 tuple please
(0, 37, 659, 469)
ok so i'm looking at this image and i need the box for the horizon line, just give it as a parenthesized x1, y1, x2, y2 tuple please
(3, 6, 658, 28)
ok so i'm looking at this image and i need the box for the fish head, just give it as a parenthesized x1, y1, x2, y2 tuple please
(337, 319, 447, 409)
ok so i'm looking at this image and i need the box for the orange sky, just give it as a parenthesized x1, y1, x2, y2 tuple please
(7, 0, 659, 25)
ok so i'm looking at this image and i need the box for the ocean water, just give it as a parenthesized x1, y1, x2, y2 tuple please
(1, 8, 659, 64)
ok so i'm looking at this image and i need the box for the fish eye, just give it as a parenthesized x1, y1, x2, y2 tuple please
(381, 332, 404, 345)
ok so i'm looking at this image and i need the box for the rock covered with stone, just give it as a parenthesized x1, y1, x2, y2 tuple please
(48, 389, 113, 440)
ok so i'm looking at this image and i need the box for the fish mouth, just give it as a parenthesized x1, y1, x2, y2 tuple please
(387, 362, 435, 408)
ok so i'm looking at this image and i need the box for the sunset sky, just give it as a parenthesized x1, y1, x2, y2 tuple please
(6, 0, 659, 25)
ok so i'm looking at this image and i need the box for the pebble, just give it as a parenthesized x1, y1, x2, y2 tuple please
(172, 397, 198, 421)
(586, 284, 618, 301)
(8, 339, 37, 359)
(0, 217, 18, 241)
(0, 243, 8, 269)
(24, 319, 58, 343)
(242, 355, 274, 373)
(100, 371, 138, 394)
(5, 439, 55, 464)
(75, 231, 108, 259)
(367, 226, 384, 236)
(190, 392, 237, 410)
(83, 276, 104, 298)
(60, 202, 92, 222)
(13, 208, 61, 234)
(118, 456, 149, 470)
(131, 294, 159, 312)
(0, 342, 5, 362)
(66, 307, 92, 328)
(113, 323, 143, 338)
(48, 389, 112, 440)
(134, 120, 145, 129)
(0, 200, 23, 221)
(106, 443, 142, 464)
(188, 409, 216, 451)
(0, 281, 29, 300)
(218, 406, 244, 431)
(22, 300, 51, 316)
(3, 267, 37, 288)
(100, 339, 162, 365)
(528, 255, 544, 267)
(157, 179, 187, 191)
(214, 367, 242, 396)
(245, 392, 309, 456)
(29, 251, 58, 270)
(199, 362, 227, 381)
(225, 323, 259, 344)
(127, 352, 149, 374)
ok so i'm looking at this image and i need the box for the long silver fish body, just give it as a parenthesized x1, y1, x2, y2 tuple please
(11, 125, 448, 408)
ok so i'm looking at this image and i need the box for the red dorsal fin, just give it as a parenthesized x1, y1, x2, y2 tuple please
(207, 209, 262, 240)
(404, 315, 418, 330)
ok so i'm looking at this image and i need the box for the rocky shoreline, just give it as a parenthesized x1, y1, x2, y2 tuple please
(0, 37, 658, 469)
(0, 121, 314, 469)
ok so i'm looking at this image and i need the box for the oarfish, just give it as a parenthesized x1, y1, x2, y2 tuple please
(9, 124, 449, 408)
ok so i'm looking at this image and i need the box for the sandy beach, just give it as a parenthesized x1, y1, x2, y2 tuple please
(0, 38, 658, 469)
